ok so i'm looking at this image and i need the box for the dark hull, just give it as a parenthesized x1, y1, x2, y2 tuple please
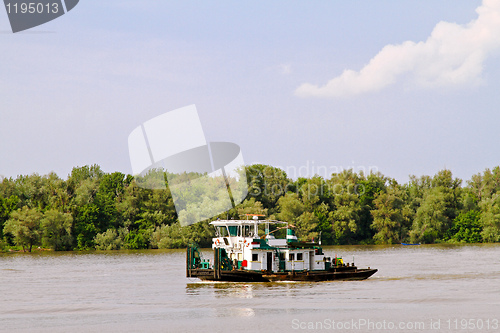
(188, 267, 377, 282)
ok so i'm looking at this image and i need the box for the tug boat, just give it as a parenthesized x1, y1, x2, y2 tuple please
(186, 216, 377, 282)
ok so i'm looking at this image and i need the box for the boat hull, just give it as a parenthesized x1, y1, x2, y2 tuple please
(188, 267, 378, 282)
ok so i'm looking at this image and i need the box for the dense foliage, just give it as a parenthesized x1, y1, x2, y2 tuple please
(1, 164, 500, 252)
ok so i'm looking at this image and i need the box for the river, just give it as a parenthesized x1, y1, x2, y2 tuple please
(1, 244, 499, 332)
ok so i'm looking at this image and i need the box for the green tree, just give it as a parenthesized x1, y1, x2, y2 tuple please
(314, 202, 334, 244)
(41, 209, 73, 250)
(236, 197, 268, 218)
(296, 176, 329, 209)
(446, 211, 482, 243)
(371, 184, 404, 244)
(276, 192, 318, 240)
(405, 174, 432, 211)
(277, 192, 304, 223)
(356, 172, 388, 242)
(150, 223, 188, 249)
(468, 167, 500, 202)
(410, 188, 451, 243)
(124, 185, 177, 249)
(409, 170, 462, 243)
(73, 204, 99, 250)
(115, 180, 143, 226)
(150, 221, 213, 249)
(3, 206, 42, 252)
(326, 170, 363, 244)
(295, 211, 318, 242)
(0, 195, 19, 238)
(67, 165, 104, 196)
(86, 172, 130, 234)
(13, 174, 44, 208)
(42, 173, 69, 210)
(94, 228, 128, 250)
(246, 164, 291, 213)
(329, 198, 360, 244)
(479, 193, 500, 242)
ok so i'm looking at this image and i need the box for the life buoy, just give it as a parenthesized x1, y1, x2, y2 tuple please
(215, 239, 220, 245)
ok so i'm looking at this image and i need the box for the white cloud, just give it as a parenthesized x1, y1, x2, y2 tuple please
(296, 0, 500, 98)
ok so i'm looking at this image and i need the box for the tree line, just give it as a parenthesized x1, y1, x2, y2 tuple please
(1, 164, 500, 252)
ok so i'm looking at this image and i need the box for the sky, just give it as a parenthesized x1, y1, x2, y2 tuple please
(1, 0, 499, 184)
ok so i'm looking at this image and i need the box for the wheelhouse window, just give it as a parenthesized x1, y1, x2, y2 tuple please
(242, 225, 252, 237)
(228, 226, 238, 236)
(289, 253, 295, 261)
(215, 226, 229, 237)
(297, 253, 303, 261)
(252, 253, 259, 261)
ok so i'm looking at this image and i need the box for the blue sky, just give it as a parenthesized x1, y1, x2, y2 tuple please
(1, 0, 499, 184)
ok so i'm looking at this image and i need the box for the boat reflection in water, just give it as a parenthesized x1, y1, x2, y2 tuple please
(186, 283, 256, 317)
(186, 282, 256, 299)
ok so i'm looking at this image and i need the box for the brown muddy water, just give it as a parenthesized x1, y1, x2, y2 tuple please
(1, 244, 499, 332)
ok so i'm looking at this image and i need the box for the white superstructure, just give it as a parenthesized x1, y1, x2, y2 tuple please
(210, 217, 329, 272)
